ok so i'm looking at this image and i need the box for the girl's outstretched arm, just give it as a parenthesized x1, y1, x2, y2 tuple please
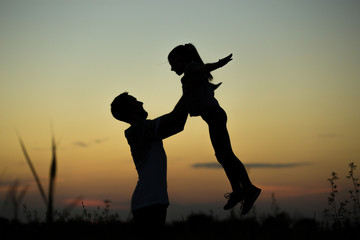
(205, 54, 233, 72)
(187, 54, 233, 74)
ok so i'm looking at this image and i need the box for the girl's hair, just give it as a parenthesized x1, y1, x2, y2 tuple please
(168, 43, 213, 81)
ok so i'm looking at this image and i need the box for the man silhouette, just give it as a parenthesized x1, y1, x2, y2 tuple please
(111, 92, 188, 240)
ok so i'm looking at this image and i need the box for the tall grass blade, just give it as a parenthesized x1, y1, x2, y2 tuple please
(18, 137, 47, 205)
(3, 180, 28, 221)
(2, 181, 14, 215)
(46, 135, 57, 223)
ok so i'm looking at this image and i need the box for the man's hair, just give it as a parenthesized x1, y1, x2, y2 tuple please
(111, 92, 131, 122)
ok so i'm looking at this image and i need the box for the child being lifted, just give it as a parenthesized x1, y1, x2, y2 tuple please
(168, 43, 261, 215)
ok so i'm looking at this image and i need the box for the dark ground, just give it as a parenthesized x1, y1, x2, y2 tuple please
(1, 211, 359, 240)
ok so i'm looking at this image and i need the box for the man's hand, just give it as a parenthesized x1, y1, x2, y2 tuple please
(158, 95, 189, 139)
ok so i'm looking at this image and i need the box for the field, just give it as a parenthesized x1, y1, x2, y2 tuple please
(1, 209, 359, 240)
(1, 140, 359, 239)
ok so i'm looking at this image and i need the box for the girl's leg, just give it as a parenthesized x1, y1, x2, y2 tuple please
(201, 106, 252, 192)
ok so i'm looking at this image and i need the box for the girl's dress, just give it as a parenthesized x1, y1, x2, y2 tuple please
(182, 62, 222, 117)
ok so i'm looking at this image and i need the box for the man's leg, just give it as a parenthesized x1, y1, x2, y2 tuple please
(132, 204, 167, 240)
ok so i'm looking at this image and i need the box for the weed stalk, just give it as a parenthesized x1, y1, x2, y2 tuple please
(327, 172, 340, 224)
(346, 162, 360, 224)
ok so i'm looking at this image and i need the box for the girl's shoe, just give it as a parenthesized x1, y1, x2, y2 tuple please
(241, 186, 261, 215)
(223, 191, 244, 210)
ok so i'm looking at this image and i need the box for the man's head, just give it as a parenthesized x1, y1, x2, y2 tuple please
(111, 92, 148, 124)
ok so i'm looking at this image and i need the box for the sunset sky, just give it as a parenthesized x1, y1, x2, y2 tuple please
(1, 0, 359, 222)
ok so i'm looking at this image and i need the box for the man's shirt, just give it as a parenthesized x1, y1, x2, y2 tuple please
(125, 118, 169, 211)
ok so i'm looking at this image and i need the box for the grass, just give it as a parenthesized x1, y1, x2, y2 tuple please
(1, 201, 359, 240)
(2, 180, 28, 221)
(1, 135, 359, 239)
(323, 162, 360, 228)
(18, 134, 57, 223)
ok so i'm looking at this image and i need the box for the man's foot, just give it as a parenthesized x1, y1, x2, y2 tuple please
(241, 185, 261, 215)
(223, 191, 244, 210)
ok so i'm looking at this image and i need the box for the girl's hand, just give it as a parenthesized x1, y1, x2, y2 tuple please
(218, 54, 233, 67)
(205, 54, 233, 73)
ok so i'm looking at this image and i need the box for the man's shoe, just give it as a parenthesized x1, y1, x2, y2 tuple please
(241, 186, 261, 215)
(223, 192, 244, 210)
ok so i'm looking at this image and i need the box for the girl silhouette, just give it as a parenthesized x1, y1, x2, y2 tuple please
(168, 43, 261, 215)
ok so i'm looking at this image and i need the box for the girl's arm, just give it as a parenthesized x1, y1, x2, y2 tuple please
(188, 54, 233, 73)
(205, 53, 233, 72)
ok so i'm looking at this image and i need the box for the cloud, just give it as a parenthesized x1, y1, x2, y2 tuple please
(245, 162, 311, 168)
(192, 162, 311, 169)
(93, 138, 109, 144)
(192, 163, 222, 169)
(74, 141, 89, 148)
(73, 138, 109, 148)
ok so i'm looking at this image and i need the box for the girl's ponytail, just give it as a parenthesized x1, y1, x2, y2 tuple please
(185, 43, 203, 64)
(185, 43, 213, 81)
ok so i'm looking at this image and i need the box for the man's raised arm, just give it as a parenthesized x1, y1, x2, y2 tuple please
(158, 95, 189, 139)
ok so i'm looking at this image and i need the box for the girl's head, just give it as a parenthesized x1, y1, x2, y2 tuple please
(168, 43, 213, 80)
(168, 43, 202, 63)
